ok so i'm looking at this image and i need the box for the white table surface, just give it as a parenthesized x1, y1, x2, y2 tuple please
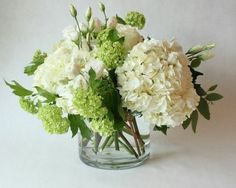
(0, 0, 236, 187)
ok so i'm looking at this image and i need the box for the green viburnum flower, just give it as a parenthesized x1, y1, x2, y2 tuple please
(125, 11, 145, 29)
(73, 87, 108, 119)
(97, 41, 125, 70)
(91, 116, 115, 136)
(38, 105, 69, 134)
(19, 97, 38, 114)
(96, 28, 113, 46)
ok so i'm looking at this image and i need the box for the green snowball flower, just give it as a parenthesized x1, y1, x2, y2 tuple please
(73, 87, 108, 119)
(97, 41, 125, 70)
(38, 105, 69, 134)
(91, 116, 115, 136)
(96, 28, 113, 47)
(19, 97, 38, 114)
(125, 11, 145, 29)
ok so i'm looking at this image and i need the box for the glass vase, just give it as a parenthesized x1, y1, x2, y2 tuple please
(78, 113, 150, 170)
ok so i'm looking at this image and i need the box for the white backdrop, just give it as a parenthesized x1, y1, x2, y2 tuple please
(0, 0, 236, 188)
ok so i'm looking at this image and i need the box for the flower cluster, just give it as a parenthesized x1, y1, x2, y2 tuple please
(125, 11, 145, 29)
(19, 97, 38, 114)
(6, 2, 221, 140)
(116, 39, 200, 127)
(38, 105, 69, 134)
(73, 87, 108, 118)
(97, 41, 126, 69)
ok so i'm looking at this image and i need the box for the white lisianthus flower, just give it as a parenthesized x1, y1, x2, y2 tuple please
(116, 38, 200, 127)
(63, 25, 79, 41)
(116, 24, 143, 51)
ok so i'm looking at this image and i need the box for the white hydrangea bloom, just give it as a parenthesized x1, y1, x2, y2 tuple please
(116, 38, 200, 127)
(116, 24, 143, 51)
(34, 40, 90, 93)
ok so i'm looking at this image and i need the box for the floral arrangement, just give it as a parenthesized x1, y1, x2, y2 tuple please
(6, 2, 223, 166)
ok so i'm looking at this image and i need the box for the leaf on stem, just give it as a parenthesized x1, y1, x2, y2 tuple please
(24, 50, 47, 76)
(35, 86, 57, 103)
(153, 125, 169, 135)
(5, 80, 33, 97)
(116, 15, 127, 25)
(182, 117, 191, 129)
(191, 59, 201, 68)
(68, 114, 91, 139)
(205, 93, 223, 101)
(208, 84, 218, 91)
(197, 97, 210, 120)
(191, 110, 198, 133)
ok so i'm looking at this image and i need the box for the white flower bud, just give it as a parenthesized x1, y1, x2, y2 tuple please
(93, 17, 102, 32)
(188, 43, 215, 54)
(98, 2, 105, 12)
(199, 51, 214, 61)
(107, 16, 118, 28)
(85, 6, 92, 22)
(69, 4, 77, 17)
(89, 19, 95, 30)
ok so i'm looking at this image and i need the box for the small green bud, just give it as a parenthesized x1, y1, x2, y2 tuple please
(89, 19, 95, 30)
(85, 6, 92, 22)
(188, 43, 215, 54)
(198, 51, 214, 61)
(69, 4, 77, 17)
(98, 2, 105, 12)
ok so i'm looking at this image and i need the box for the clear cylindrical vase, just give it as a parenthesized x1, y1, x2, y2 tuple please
(78, 115, 150, 170)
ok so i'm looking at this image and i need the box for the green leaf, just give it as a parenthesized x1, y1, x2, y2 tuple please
(108, 29, 120, 42)
(208, 84, 218, 91)
(88, 68, 102, 90)
(153, 125, 169, 135)
(5, 80, 33, 97)
(197, 97, 210, 120)
(191, 59, 201, 68)
(206, 93, 223, 101)
(182, 117, 191, 129)
(35, 86, 57, 103)
(191, 110, 198, 133)
(116, 15, 127, 25)
(68, 114, 91, 139)
(195, 84, 207, 96)
(24, 50, 47, 76)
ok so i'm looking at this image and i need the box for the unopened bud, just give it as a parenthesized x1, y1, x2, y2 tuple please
(188, 43, 215, 54)
(98, 2, 105, 12)
(199, 51, 214, 61)
(89, 19, 95, 30)
(86, 6, 92, 21)
(69, 4, 77, 17)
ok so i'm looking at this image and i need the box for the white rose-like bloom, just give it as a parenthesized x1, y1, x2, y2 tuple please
(116, 24, 143, 51)
(34, 40, 90, 93)
(63, 25, 79, 41)
(116, 39, 200, 127)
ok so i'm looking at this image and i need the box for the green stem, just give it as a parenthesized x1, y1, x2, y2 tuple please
(101, 136, 112, 151)
(132, 117, 145, 154)
(119, 132, 138, 159)
(114, 132, 119, 151)
(94, 132, 102, 153)
(107, 136, 114, 147)
(118, 140, 133, 155)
